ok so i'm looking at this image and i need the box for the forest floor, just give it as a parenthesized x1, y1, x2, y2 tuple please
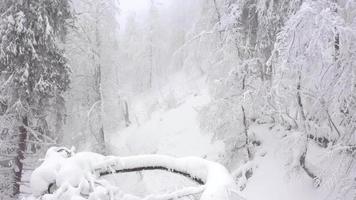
(241, 125, 319, 200)
(107, 86, 326, 200)
(23, 78, 354, 200)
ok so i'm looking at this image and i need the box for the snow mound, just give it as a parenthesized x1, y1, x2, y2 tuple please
(28, 147, 243, 200)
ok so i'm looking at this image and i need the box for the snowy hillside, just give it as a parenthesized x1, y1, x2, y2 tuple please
(26, 85, 355, 200)
(107, 84, 355, 200)
(107, 82, 224, 159)
(241, 125, 355, 200)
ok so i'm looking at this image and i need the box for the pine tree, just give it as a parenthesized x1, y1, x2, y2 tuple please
(0, 0, 73, 197)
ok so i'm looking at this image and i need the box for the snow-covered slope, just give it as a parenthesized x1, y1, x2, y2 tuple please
(239, 124, 355, 200)
(106, 82, 355, 200)
(241, 125, 318, 200)
(25, 74, 355, 200)
(107, 88, 224, 160)
(105, 77, 227, 197)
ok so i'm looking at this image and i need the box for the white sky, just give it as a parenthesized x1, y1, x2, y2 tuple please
(119, 0, 172, 15)
(119, 0, 174, 31)
(120, 0, 151, 14)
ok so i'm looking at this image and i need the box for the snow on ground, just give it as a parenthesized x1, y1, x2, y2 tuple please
(241, 124, 356, 200)
(28, 74, 350, 200)
(27, 85, 354, 200)
(106, 81, 331, 200)
(108, 80, 224, 160)
(105, 77, 226, 197)
(241, 125, 319, 200)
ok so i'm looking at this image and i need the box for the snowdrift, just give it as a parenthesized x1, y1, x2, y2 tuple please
(28, 147, 243, 200)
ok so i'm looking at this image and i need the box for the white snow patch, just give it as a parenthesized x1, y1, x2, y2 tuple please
(108, 89, 224, 160)
(241, 125, 324, 200)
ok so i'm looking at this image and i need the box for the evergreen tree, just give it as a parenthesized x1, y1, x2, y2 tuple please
(0, 0, 73, 197)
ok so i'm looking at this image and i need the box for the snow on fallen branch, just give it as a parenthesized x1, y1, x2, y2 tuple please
(94, 154, 240, 200)
(98, 165, 204, 185)
(28, 147, 244, 200)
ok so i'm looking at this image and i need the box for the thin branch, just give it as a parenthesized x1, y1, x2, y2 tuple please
(326, 109, 341, 138)
(87, 100, 101, 120)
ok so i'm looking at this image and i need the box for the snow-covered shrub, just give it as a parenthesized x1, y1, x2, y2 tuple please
(269, 0, 356, 146)
(200, 59, 267, 169)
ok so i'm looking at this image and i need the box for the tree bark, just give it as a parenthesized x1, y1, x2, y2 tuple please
(241, 105, 252, 160)
(13, 116, 28, 197)
(241, 74, 252, 160)
(100, 166, 204, 185)
(296, 73, 320, 185)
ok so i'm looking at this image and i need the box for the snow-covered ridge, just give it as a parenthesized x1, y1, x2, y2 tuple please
(28, 147, 243, 200)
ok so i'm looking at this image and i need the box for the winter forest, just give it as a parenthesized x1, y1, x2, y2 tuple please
(0, 0, 355, 199)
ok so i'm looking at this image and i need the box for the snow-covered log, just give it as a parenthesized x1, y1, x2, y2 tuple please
(94, 155, 240, 200)
(28, 147, 243, 200)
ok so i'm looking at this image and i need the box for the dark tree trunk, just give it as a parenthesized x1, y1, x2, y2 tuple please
(13, 116, 28, 197)
(241, 74, 252, 160)
(299, 148, 321, 187)
(124, 100, 131, 127)
(296, 73, 306, 124)
(100, 165, 205, 185)
(241, 105, 252, 160)
(296, 73, 320, 185)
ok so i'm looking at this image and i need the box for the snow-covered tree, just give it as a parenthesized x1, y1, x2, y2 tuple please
(268, 0, 356, 187)
(63, 0, 120, 154)
(0, 0, 73, 197)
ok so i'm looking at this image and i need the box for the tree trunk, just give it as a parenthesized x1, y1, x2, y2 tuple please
(241, 105, 252, 160)
(296, 72, 307, 128)
(54, 94, 65, 143)
(12, 116, 28, 197)
(148, 0, 155, 89)
(241, 74, 252, 160)
(95, 62, 106, 154)
(94, 6, 106, 155)
(296, 73, 320, 185)
(123, 100, 131, 127)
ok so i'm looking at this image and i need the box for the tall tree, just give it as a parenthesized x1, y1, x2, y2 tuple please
(0, 0, 73, 196)
(63, 0, 120, 154)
